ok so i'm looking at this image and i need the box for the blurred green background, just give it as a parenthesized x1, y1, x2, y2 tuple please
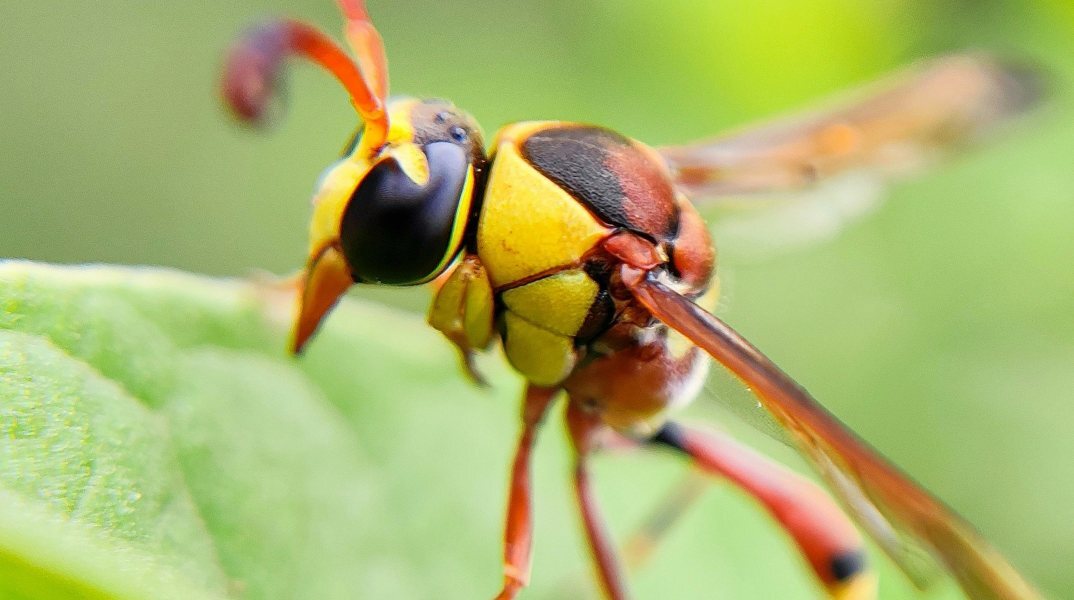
(2, 0, 1073, 598)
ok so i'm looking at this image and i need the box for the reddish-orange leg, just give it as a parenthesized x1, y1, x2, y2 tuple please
(622, 469, 709, 571)
(566, 402, 632, 600)
(649, 422, 875, 597)
(496, 385, 558, 600)
(564, 412, 872, 598)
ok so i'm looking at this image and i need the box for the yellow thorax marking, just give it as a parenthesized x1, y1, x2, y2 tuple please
(478, 131, 611, 288)
(501, 270, 598, 337)
(503, 311, 576, 387)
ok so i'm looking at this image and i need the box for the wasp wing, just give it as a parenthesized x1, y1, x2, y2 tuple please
(623, 268, 1041, 600)
(660, 54, 1040, 202)
(703, 172, 887, 263)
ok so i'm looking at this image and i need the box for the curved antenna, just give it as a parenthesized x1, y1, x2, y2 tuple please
(338, 0, 389, 102)
(221, 4, 389, 151)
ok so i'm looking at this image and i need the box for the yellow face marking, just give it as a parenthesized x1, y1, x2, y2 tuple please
(308, 159, 370, 256)
(503, 311, 577, 387)
(477, 140, 611, 288)
(501, 269, 598, 337)
(355, 98, 420, 158)
(386, 142, 430, 187)
(308, 98, 428, 258)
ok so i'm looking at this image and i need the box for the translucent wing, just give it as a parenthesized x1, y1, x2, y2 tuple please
(623, 268, 1041, 600)
(704, 173, 886, 263)
(660, 54, 1040, 261)
(660, 53, 1040, 199)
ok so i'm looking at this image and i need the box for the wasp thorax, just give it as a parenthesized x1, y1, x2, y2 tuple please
(338, 98, 486, 285)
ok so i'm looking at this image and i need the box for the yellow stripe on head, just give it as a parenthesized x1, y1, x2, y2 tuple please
(308, 159, 369, 258)
(310, 97, 423, 258)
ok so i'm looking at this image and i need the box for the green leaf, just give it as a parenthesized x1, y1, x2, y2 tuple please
(0, 260, 945, 599)
(0, 261, 503, 599)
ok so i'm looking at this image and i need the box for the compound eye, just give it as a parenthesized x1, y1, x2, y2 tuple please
(339, 142, 471, 285)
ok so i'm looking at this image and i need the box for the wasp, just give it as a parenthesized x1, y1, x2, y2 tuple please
(222, 2, 1041, 598)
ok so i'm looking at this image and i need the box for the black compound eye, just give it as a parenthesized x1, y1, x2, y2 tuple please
(449, 126, 468, 143)
(339, 142, 470, 285)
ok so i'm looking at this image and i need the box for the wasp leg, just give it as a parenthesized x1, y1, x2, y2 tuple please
(650, 422, 877, 600)
(565, 402, 632, 600)
(428, 254, 495, 385)
(495, 385, 558, 600)
(621, 468, 709, 572)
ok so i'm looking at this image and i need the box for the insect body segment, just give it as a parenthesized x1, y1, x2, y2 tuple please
(287, 96, 486, 352)
(223, 2, 1043, 599)
(499, 269, 602, 386)
(427, 254, 496, 384)
(476, 122, 714, 392)
(477, 124, 614, 288)
(339, 99, 483, 285)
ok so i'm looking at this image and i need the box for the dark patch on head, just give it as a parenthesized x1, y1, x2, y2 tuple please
(409, 100, 486, 167)
(830, 549, 867, 582)
(520, 126, 678, 240)
(340, 142, 469, 284)
(407, 99, 490, 252)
